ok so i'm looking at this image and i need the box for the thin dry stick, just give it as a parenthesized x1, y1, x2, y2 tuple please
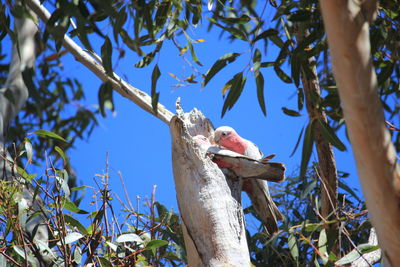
(117, 170, 135, 212)
(0, 250, 22, 267)
(16, 224, 29, 267)
(386, 121, 400, 132)
(103, 153, 110, 243)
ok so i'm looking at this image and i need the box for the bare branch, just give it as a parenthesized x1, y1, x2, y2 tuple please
(25, 0, 174, 125)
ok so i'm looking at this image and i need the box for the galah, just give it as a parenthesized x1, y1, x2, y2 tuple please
(198, 141, 285, 182)
(193, 135, 234, 168)
(193, 135, 212, 152)
(214, 126, 283, 235)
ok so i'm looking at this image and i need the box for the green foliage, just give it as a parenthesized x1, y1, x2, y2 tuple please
(1, 1, 397, 265)
(0, 139, 375, 266)
(151, 64, 161, 114)
(0, 37, 97, 166)
(203, 0, 400, 153)
(245, 167, 372, 266)
(0, 141, 187, 266)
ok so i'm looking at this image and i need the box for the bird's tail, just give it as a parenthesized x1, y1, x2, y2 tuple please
(243, 179, 283, 235)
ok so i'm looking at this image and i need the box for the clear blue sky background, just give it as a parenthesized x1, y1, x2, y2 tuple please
(4, 4, 362, 219)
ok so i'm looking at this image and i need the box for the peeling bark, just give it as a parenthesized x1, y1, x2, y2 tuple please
(319, 1, 400, 265)
(170, 106, 250, 266)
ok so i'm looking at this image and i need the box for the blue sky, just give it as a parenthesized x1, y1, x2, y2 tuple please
(60, 21, 361, 215)
(3, 4, 362, 219)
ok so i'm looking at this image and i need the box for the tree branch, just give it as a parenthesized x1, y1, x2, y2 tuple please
(319, 0, 400, 265)
(0, 5, 36, 145)
(25, 0, 174, 125)
(294, 23, 339, 249)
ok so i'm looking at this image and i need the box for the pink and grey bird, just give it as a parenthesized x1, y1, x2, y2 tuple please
(214, 126, 283, 235)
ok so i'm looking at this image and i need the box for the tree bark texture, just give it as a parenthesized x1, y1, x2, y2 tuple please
(294, 25, 338, 225)
(170, 106, 250, 266)
(319, 1, 400, 265)
(0, 10, 36, 146)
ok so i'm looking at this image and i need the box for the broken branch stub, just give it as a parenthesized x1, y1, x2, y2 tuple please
(207, 146, 286, 182)
(170, 109, 250, 266)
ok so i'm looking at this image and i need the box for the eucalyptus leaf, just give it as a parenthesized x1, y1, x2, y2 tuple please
(221, 72, 246, 117)
(101, 36, 113, 77)
(274, 65, 292, 83)
(202, 53, 240, 87)
(116, 233, 143, 244)
(24, 139, 33, 162)
(282, 107, 301, 117)
(33, 129, 68, 143)
(64, 214, 88, 235)
(188, 41, 203, 66)
(64, 199, 89, 214)
(255, 72, 266, 116)
(335, 244, 380, 265)
(300, 121, 315, 178)
(252, 28, 279, 43)
(145, 239, 169, 250)
(151, 64, 161, 114)
(290, 126, 305, 157)
(98, 81, 114, 117)
(55, 146, 67, 165)
(318, 229, 329, 264)
(288, 234, 299, 261)
(98, 257, 113, 267)
(65, 232, 84, 244)
(317, 119, 346, 151)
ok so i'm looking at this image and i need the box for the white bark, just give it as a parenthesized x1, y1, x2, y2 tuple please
(207, 146, 286, 182)
(170, 105, 250, 266)
(0, 10, 36, 145)
(319, 1, 400, 265)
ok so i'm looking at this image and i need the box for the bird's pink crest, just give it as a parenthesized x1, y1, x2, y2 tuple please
(214, 126, 247, 155)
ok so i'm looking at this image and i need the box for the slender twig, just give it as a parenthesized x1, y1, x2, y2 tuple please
(386, 121, 400, 131)
(16, 223, 29, 267)
(117, 170, 135, 212)
(289, 210, 368, 232)
(0, 250, 22, 267)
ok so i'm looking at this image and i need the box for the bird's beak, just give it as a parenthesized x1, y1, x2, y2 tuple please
(213, 133, 220, 143)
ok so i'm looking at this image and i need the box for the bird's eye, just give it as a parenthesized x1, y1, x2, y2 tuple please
(222, 132, 227, 136)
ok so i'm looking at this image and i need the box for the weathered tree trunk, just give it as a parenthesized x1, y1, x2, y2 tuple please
(0, 8, 36, 154)
(170, 105, 250, 266)
(319, 1, 400, 265)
